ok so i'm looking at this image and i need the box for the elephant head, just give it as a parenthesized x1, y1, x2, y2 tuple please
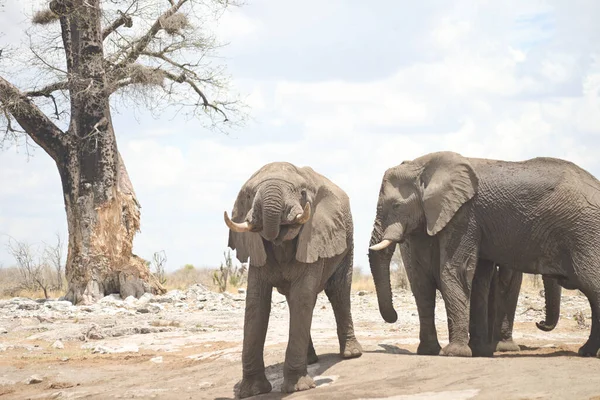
(225, 162, 349, 266)
(369, 152, 478, 322)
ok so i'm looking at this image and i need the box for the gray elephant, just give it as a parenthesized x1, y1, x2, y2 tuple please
(369, 151, 596, 357)
(225, 162, 362, 398)
(390, 232, 561, 356)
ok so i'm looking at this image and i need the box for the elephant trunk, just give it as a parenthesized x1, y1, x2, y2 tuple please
(261, 184, 284, 241)
(536, 276, 562, 332)
(369, 219, 398, 323)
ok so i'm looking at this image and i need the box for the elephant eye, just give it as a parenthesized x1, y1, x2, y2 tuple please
(392, 202, 402, 209)
(300, 189, 307, 199)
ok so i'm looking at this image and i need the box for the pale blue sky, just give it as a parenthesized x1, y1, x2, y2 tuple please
(1, 0, 599, 272)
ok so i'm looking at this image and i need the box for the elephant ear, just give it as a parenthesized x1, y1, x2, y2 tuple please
(420, 152, 478, 236)
(296, 183, 348, 264)
(227, 186, 267, 267)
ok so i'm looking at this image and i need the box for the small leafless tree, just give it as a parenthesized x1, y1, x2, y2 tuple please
(6, 238, 52, 298)
(151, 250, 167, 285)
(213, 249, 246, 292)
(43, 233, 65, 290)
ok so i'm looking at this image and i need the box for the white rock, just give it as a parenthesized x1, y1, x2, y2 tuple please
(91, 344, 139, 354)
(124, 296, 138, 308)
(52, 340, 64, 349)
(147, 303, 164, 313)
(0, 327, 7, 334)
(99, 294, 124, 307)
(25, 375, 43, 384)
(152, 290, 186, 303)
(137, 292, 155, 304)
(150, 356, 163, 363)
(238, 288, 246, 295)
(17, 300, 41, 310)
(0, 344, 13, 352)
(44, 300, 74, 311)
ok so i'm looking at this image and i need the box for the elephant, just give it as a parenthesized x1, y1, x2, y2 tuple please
(368, 151, 599, 357)
(392, 231, 561, 356)
(224, 162, 362, 398)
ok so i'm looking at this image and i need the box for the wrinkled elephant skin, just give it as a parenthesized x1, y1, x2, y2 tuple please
(370, 152, 597, 357)
(226, 162, 362, 398)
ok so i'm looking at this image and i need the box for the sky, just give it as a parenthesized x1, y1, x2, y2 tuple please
(0, 0, 599, 272)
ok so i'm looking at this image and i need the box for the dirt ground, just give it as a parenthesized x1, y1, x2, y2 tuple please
(1, 285, 599, 400)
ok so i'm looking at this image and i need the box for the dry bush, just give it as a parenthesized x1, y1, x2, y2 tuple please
(0, 267, 22, 297)
(0, 265, 64, 299)
(164, 264, 215, 291)
(1, 236, 65, 299)
(212, 250, 247, 293)
(151, 251, 168, 286)
(351, 267, 375, 292)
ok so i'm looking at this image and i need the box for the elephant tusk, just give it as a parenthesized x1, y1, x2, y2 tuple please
(224, 211, 252, 233)
(369, 239, 393, 251)
(295, 202, 311, 225)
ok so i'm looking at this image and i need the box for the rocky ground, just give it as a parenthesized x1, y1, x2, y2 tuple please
(0, 284, 599, 400)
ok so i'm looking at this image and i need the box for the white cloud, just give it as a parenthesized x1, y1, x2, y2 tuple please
(216, 8, 262, 42)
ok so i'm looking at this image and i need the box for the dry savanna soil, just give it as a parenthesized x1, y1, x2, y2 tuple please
(1, 284, 600, 400)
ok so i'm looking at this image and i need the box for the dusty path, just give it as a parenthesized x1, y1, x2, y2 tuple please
(1, 286, 599, 400)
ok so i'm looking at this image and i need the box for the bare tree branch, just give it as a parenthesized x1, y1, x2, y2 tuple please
(25, 81, 68, 97)
(162, 69, 228, 120)
(115, 0, 189, 68)
(0, 76, 68, 160)
(49, 0, 76, 75)
(102, 11, 133, 40)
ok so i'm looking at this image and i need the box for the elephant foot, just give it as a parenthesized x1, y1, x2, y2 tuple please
(282, 371, 316, 393)
(307, 345, 319, 365)
(578, 340, 600, 357)
(495, 339, 521, 352)
(238, 373, 272, 399)
(417, 340, 442, 356)
(341, 337, 363, 359)
(440, 342, 472, 357)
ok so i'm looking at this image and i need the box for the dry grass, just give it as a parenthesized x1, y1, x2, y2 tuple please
(0, 266, 65, 299)
(162, 265, 246, 293)
(352, 269, 375, 292)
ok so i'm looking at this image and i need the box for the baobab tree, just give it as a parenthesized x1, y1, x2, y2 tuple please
(0, 0, 243, 304)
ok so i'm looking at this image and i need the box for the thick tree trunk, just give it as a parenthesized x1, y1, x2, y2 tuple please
(60, 143, 165, 304)
(2, 0, 169, 304)
(55, 0, 164, 304)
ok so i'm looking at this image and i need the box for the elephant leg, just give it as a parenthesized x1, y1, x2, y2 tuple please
(282, 274, 319, 393)
(239, 267, 273, 399)
(578, 292, 600, 357)
(408, 271, 441, 355)
(325, 252, 362, 359)
(438, 224, 478, 357)
(494, 267, 523, 352)
(287, 294, 318, 365)
(402, 239, 441, 355)
(468, 259, 496, 357)
(307, 335, 319, 365)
